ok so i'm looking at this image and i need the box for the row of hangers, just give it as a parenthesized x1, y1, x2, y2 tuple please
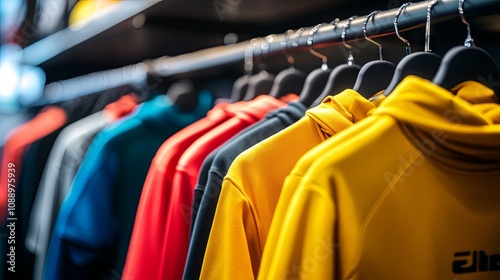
(195, 0, 498, 109)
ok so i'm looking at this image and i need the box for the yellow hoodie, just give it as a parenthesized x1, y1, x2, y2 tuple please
(200, 90, 382, 280)
(260, 76, 500, 280)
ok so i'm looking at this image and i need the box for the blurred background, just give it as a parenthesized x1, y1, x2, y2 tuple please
(0, 2, 500, 279)
(1, 0, 500, 109)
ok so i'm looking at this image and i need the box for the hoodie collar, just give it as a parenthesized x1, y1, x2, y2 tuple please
(374, 76, 500, 172)
(307, 89, 380, 137)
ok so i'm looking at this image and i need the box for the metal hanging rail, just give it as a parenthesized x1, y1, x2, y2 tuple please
(40, 0, 500, 106)
(149, 0, 498, 76)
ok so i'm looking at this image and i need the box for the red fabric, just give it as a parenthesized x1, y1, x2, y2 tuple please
(161, 95, 286, 280)
(122, 101, 242, 280)
(0, 107, 67, 221)
(103, 94, 138, 121)
(279, 93, 300, 103)
(122, 95, 287, 280)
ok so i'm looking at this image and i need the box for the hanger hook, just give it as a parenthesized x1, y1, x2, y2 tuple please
(244, 38, 258, 74)
(291, 27, 305, 49)
(342, 16, 357, 65)
(459, 0, 475, 47)
(363, 10, 383, 60)
(307, 23, 328, 70)
(425, 0, 439, 52)
(265, 34, 276, 54)
(256, 37, 267, 71)
(394, 2, 413, 55)
(281, 29, 295, 66)
(330, 17, 340, 28)
(253, 37, 262, 71)
(259, 34, 275, 71)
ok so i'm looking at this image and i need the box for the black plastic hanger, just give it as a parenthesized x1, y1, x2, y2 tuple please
(242, 37, 276, 101)
(299, 68, 332, 107)
(269, 30, 307, 98)
(312, 64, 361, 106)
(230, 39, 257, 102)
(384, 53, 442, 96)
(166, 79, 199, 112)
(299, 24, 333, 107)
(353, 11, 396, 99)
(433, 46, 500, 95)
(269, 67, 307, 98)
(432, 0, 500, 99)
(312, 17, 361, 107)
(243, 71, 275, 101)
(383, 2, 442, 96)
(229, 74, 251, 102)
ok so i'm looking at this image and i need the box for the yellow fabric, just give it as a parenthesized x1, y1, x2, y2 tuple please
(451, 81, 500, 123)
(257, 92, 384, 280)
(199, 90, 380, 280)
(260, 76, 500, 280)
(69, 0, 121, 26)
(370, 93, 386, 107)
(451, 80, 498, 104)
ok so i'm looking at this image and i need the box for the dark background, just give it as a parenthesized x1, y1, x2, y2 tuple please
(17, 0, 500, 85)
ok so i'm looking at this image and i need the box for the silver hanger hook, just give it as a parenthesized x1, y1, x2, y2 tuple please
(281, 29, 295, 66)
(425, 0, 439, 52)
(261, 35, 271, 56)
(255, 37, 267, 71)
(307, 23, 328, 70)
(394, 2, 413, 55)
(330, 17, 340, 28)
(291, 27, 305, 49)
(265, 34, 276, 56)
(258, 34, 275, 71)
(363, 10, 383, 60)
(459, 0, 475, 47)
(342, 16, 357, 65)
(254, 37, 262, 70)
(244, 38, 259, 74)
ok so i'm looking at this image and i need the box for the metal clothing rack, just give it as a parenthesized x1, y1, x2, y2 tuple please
(38, 0, 500, 106)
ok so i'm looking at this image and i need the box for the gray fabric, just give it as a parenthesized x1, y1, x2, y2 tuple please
(25, 111, 111, 280)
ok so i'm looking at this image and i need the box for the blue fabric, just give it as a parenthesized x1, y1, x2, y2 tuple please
(43, 91, 213, 280)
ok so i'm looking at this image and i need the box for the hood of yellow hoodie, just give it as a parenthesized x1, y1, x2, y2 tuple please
(373, 75, 500, 172)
